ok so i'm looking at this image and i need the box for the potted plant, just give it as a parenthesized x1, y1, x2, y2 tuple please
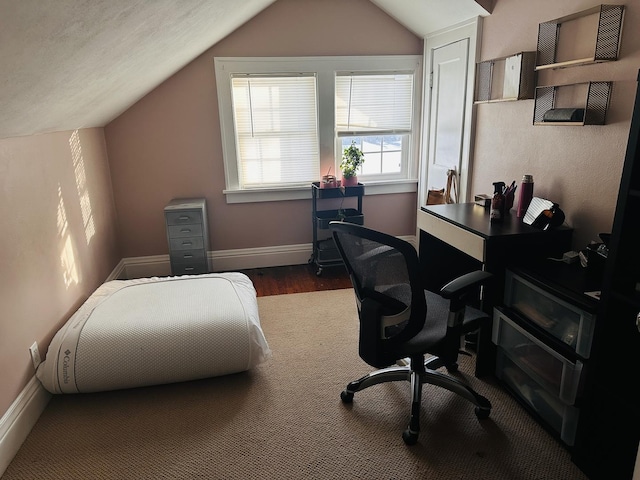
(340, 141, 365, 187)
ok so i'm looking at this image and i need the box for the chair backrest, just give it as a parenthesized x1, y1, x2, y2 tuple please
(330, 222, 427, 367)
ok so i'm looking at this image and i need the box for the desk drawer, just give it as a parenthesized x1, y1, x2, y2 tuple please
(416, 209, 484, 262)
(505, 271, 595, 358)
(165, 210, 203, 226)
(492, 308, 583, 405)
(496, 350, 579, 446)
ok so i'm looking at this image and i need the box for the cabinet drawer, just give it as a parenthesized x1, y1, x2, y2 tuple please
(171, 263, 208, 276)
(505, 271, 595, 358)
(496, 350, 579, 446)
(492, 308, 583, 404)
(165, 210, 203, 226)
(169, 237, 204, 251)
(170, 249, 205, 263)
(167, 224, 203, 239)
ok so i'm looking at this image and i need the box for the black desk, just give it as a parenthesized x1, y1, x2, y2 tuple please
(417, 203, 573, 376)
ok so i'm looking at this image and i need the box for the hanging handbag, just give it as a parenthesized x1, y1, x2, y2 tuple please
(427, 169, 458, 205)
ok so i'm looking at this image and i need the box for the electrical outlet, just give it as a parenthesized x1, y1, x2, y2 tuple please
(29, 342, 41, 369)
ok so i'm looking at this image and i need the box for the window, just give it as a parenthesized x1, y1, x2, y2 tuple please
(231, 75, 319, 189)
(215, 56, 422, 203)
(336, 73, 414, 181)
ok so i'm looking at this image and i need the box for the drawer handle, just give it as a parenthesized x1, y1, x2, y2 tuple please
(180, 228, 192, 233)
(185, 267, 194, 271)
(182, 241, 192, 246)
(183, 254, 193, 259)
(178, 216, 191, 221)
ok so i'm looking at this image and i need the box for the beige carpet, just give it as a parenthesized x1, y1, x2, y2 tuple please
(4, 289, 588, 479)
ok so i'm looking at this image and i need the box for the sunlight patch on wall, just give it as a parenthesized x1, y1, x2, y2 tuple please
(69, 130, 96, 245)
(57, 184, 79, 287)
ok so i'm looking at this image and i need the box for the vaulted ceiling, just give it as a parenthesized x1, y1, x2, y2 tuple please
(0, 0, 489, 139)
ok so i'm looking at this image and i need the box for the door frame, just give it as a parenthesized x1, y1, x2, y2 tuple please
(418, 17, 483, 207)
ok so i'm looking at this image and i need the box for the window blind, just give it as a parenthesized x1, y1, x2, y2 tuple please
(335, 74, 413, 134)
(231, 75, 319, 188)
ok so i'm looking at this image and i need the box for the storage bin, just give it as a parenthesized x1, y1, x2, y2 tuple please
(492, 308, 583, 405)
(315, 238, 341, 263)
(496, 349, 580, 446)
(504, 271, 596, 358)
(315, 209, 364, 229)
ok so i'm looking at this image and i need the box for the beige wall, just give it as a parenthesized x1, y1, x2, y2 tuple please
(473, 0, 638, 249)
(0, 128, 119, 415)
(105, 0, 422, 258)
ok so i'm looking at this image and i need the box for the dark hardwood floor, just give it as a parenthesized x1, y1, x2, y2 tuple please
(237, 263, 352, 297)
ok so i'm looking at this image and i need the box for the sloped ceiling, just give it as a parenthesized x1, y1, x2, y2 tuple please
(0, 0, 489, 140)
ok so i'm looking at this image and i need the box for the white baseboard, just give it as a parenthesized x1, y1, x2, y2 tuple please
(210, 243, 313, 271)
(112, 237, 416, 279)
(0, 376, 51, 477)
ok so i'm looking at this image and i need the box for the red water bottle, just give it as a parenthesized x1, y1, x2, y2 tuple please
(517, 175, 534, 218)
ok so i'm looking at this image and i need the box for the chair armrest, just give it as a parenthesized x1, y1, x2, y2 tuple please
(439, 271, 492, 300)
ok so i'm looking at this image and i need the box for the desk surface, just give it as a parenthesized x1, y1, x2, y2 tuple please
(420, 203, 571, 239)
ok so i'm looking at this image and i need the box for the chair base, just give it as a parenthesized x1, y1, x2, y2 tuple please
(340, 356, 491, 445)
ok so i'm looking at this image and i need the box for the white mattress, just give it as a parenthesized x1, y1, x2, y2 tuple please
(36, 273, 271, 394)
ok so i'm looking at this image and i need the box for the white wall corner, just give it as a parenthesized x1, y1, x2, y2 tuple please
(0, 376, 51, 477)
(107, 258, 127, 281)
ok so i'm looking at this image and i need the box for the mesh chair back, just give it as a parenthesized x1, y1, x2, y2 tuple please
(331, 222, 426, 367)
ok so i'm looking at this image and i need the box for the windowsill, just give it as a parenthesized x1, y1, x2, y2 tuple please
(223, 179, 418, 204)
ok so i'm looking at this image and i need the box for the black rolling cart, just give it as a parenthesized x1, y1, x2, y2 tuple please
(310, 181, 364, 275)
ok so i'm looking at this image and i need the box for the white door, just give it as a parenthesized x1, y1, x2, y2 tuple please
(419, 18, 481, 207)
(426, 39, 469, 201)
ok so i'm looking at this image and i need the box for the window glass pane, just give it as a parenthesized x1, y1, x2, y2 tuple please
(361, 152, 382, 175)
(232, 75, 319, 188)
(382, 150, 401, 173)
(341, 134, 406, 176)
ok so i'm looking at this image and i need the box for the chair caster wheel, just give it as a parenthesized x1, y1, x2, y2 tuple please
(402, 429, 418, 445)
(475, 406, 490, 419)
(340, 390, 354, 403)
(445, 362, 459, 372)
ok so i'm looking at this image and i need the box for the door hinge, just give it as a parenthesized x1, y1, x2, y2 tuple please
(429, 72, 433, 88)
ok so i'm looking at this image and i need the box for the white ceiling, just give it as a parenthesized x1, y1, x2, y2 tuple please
(0, 0, 489, 140)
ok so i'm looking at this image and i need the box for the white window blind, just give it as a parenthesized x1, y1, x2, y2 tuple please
(335, 74, 414, 134)
(231, 75, 319, 188)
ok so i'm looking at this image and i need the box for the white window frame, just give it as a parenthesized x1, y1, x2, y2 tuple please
(335, 73, 415, 183)
(215, 56, 422, 204)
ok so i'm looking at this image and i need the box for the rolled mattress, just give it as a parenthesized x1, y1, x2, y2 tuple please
(36, 273, 271, 394)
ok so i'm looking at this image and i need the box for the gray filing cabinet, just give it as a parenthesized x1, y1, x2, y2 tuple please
(164, 198, 210, 275)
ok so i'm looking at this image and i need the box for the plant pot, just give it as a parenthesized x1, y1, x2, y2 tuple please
(342, 175, 358, 187)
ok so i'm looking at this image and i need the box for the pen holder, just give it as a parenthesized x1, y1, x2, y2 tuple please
(505, 191, 514, 211)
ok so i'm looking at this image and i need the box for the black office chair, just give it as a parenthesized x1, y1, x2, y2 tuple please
(330, 221, 492, 445)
